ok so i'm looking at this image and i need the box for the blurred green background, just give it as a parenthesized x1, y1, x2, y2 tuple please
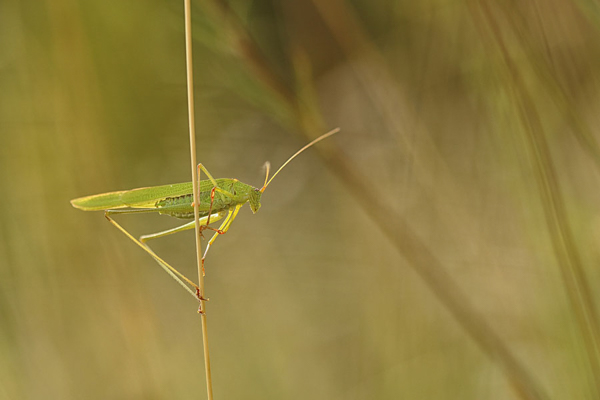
(2, 0, 600, 399)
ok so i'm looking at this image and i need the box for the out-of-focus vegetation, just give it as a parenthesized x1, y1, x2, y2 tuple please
(2, 1, 600, 399)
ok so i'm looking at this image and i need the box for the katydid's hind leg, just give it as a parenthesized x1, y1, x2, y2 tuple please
(201, 204, 243, 275)
(104, 210, 199, 299)
(140, 220, 195, 242)
(137, 212, 226, 301)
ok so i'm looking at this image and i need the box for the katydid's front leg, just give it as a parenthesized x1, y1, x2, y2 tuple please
(193, 164, 241, 275)
(196, 163, 222, 230)
(201, 203, 243, 275)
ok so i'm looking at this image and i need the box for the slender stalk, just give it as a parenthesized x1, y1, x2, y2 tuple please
(183, 0, 214, 399)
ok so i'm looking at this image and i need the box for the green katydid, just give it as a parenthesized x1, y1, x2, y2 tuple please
(71, 128, 339, 300)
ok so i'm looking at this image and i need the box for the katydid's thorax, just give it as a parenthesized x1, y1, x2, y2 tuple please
(155, 179, 261, 219)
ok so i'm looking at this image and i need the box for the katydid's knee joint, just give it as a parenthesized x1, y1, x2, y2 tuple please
(195, 288, 209, 302)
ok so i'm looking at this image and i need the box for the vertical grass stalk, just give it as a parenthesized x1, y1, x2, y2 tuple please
(183, 0, 214, 399)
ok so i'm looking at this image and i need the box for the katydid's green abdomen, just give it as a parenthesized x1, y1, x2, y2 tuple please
(156, 194, 197, 219)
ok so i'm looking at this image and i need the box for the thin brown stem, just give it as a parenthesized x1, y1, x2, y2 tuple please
(183, 0, 214, 399)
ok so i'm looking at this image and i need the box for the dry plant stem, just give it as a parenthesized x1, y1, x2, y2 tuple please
(183, 0, 214, 399)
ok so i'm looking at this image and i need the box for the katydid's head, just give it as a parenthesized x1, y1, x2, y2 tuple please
(249, 188, 262, 214)
(257, 128, 339, 200)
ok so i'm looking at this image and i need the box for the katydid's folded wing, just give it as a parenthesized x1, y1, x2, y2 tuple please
(71, 179, 226, 211)
(70, 190, 129, 211)
(120, 182, 194, 208)
(70, 183, 194, 211)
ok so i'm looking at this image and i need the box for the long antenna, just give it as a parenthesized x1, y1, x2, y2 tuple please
(262, 161, 271, 188)
(260, 127, 340, 192)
